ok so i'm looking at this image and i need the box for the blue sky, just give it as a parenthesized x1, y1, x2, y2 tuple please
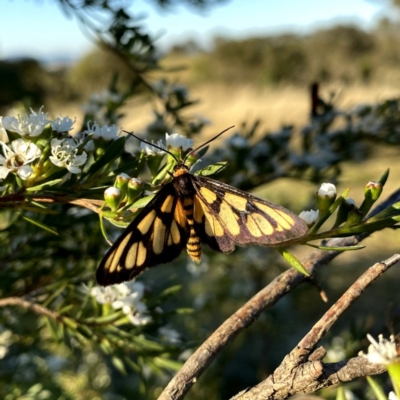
(0, 0, 391, 62)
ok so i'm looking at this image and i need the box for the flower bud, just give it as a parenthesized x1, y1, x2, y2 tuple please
(114, 173, 130, 199)
(359, 180, 383, 217)
(317, 183, 337, 214)
(104, 186, 123, 211)
(364, 180, 383, 201)
(299, 209, 319, 226)
(127, 177, 143, 204)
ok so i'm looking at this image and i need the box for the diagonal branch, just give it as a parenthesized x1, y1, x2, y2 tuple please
(0, 296, 64, 321)
(158, 189, 400, 400)
(232, 253, 400, 399)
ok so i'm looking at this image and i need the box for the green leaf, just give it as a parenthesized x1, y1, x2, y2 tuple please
(387, 363, 400, 398)
(195, 161, 227, 177)
(278, 248, 309, 276)
(152, 160, 175, 185)
(159, 285, 182, 298)
(130, 194, 155, 209)
(153, 357, 183, 372)
(111, 356, 127, 375)
(19, 213, 58, 235)
(124, 357, 141, 373)
(367, 201, 400, 221)
(366, 376, 387, 400)
(25, 178, 64, 192)
(306, 243, 365, 251)
(175, 308, 195, 315)
(132, 335, 165, 352)
(0, 210, 19, 231)
(82, 312, 125, 325)
(101, 210, 120, 219)
(335, 387, 347, 400)
(105, 218, 131, 228)
(58, 305, 74, 314)
(43, 283, 68, 307)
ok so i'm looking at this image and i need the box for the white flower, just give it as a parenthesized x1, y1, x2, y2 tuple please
(51, 116, 75, 133)
(85, 122, 119, 141)
(89, 282, 151, 326)
(49, 138, 87, 174)
(389, 392, 399, 400)
(1, 107, 49, 137)
(359, 334, 400, 364)
(140, 139, 166, 155)
(318, 183, 337, 198)
(166, 133, 193, 151)
(299, 209, 319, 225)
(0, 139, 41, 180)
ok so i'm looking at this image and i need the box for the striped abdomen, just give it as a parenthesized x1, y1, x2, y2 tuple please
(182, 197, 202, 263)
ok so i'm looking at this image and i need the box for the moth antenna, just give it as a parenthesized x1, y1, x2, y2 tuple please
(184, 126, 235, 163)
(124, 130, 179, 163)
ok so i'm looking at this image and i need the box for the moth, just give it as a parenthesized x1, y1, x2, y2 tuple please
(96, 129, 308, 286)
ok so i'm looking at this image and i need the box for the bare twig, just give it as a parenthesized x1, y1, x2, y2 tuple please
(158, 189, 400, 400)
(0, 296, 63, 321)
(231, 254, 400, 399)
(0, 194, 103, 214)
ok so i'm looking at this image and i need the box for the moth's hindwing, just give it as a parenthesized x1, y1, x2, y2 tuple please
(96, 183, 189, 286)
(191, 175, 308, 252)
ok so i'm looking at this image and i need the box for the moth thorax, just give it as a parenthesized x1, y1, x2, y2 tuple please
(173, 172, 195, 197)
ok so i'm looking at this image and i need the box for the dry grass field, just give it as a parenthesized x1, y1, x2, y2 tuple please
(120, 83, 400, 139)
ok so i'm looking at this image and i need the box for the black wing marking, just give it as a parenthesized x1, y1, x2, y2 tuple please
(96, 183, 189, 286)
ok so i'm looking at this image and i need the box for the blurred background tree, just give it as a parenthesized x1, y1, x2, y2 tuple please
(1, 1, 400, 399)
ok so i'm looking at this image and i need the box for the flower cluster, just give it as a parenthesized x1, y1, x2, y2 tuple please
(360, 334, 400, 365)
(88, 281, 151, 326)
(0, 107, 120, 192)
(137, 132, 193, 156)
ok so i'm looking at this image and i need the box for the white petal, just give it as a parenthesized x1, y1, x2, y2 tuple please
(1, 116, 19, 132)
(166, 133, 193, 151)
(318, 183, 337, 198)
(66, 165, 82, 174)
(0, 167, 10, 179)
(17, 165, 33, 180)
(73, 153, 87, 166)
(11, 138, 27, 153)
(49, 156, 65, 168)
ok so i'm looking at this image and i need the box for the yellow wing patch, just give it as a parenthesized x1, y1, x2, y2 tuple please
(137, 210, 156, 234)
(193, 176, 307, 248)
